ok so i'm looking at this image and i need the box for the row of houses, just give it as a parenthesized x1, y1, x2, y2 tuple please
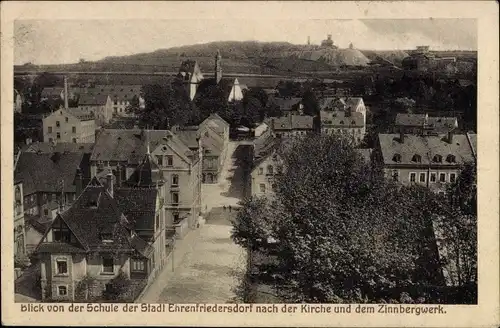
(14, 113, 230, 301)
(250, 112, 475, 198)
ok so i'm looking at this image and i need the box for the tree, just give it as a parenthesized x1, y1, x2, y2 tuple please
(233, 134, 444, 303)
(432, 162, 477, 287)
(125, 95, 140, 114)
(301, 89, 321, 133)
(194, 83, 232, 124)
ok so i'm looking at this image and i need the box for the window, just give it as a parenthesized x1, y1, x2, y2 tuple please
(56, 259, 68, 275)
(277, 165, 283, 174)
(410, 173, 416, 183)
(392, 154, 401, 163)
(439, 173, 446, 182)
(156, 155, 163, 166)
(271, 183, 277, 191)
(267, 165, 274, 175)
(48, 126, 52, 133)
(392, 170, 399, 181)
(430, 172, 437, 183)
(72, 138, 77, 143)
(58, 286, 67, 296)
(166, 155, 173, 167)
(446, 154, 456, 163)
(72, 126, 76, 133)
(173, 212, 180, 224)
(56, 121, 60, 127)
(259, 184, 266, 193)
(53, 220, 71, 243)
(419, 172, 426, 183)
(412, 154, 422, 163)
(102, 257, 114, 273)
(56, 132, 61, 139)
(258, 167, 263, 175)
(172, 174, 179, 186)
(433, 154, 443, 163)
(449, 173, 457, 183)
(65, 117, 69, 123)
(131, 259, 146, 272)
(171, 192, 179, 205)
(44, 209, 49, 216)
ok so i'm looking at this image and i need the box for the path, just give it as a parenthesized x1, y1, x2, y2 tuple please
(138, 142, 253, 303)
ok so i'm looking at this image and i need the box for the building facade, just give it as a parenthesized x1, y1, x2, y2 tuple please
(394, 113, 459, 135)
(269, 115, 314, 138)
(376, 132, 476, 194)
(43, 108, 95, 143)
(320, 111, 366, 145)
(14, 180, 26, 259)
(77, 94, 113, 125)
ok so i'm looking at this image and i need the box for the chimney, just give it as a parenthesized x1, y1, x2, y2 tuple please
(116, 165, 122, 187)
(106, 168, 114, 197)
(447, 130, 454, 144)
(400, 130, 405, 143)
(64, 76, 69, 109)
(75, 168, 83, 197)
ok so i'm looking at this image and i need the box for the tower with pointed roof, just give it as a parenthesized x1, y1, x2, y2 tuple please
(215, 50, 222, 84)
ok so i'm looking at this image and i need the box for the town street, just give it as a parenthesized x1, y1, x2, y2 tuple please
(138, 141, 252, 303)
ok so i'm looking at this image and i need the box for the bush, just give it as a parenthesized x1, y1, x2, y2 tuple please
(102, 271, 132, 301)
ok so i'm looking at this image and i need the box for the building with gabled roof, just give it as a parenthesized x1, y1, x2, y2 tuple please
(394, 113, 459, 135)
(77, 94, 113, 125)
(376, 132, 475, 193)
(320, 110, 366, 145)
(34, 176, 159, 301)
(269, 115, 314, 138)
(43, 107, 95, 143)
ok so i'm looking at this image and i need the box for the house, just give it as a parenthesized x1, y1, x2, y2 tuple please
(318, 96, 366, 126)
(394, 113, 459, 135)
(84, 85, 145, 117)
(266, 96, 303, 115)
(178, 60, 204, 101)
(43, 107, 96, 143)
(320, 111, 366, 145)
(34, 176, 157, 302)
(77, 94, 113, 125)
(14, 151, 91, 219)
(251, 135, 284, 197)
(40, 87, 64, 101)
(376, 132, 476, 194)
(269, 115, 314, 138)
(14, 179, 26, 259)
(90, 129, 203, 234)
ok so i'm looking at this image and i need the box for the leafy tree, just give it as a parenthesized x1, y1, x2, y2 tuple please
(125, 95, 140, 114)
(233, 134, 445, 303)
(194, 83, 232, 124)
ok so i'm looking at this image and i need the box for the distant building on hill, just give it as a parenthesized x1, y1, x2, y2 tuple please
(320, 34, 337, 49)
(402, 45, 457, 72)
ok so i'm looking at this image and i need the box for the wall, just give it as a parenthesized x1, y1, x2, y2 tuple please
(86, 253, 130, 280)
(43, 109, 86, 143)
(251, 155, 282, 197)
(384, 166, 460, 193)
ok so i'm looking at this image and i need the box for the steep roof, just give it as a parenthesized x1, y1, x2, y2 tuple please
(35, 177, 151, 255)
(466, 132, 477, 160)
(114, 187, 158, 232)
(125, 154, 164, 188)
(23, 142, 94, 154)
(89, 85, 142, 102)
(14, 152, 84, 195)
(320, 111, 364, 127)
(395, 113, 458, 132)
(270, 115, 314, 131)
(378, 134, 475, 166)
(173, 127, 200, 149)
(91, 129, 193, 164)
(66, 107, 95, 121)
(78, 94, 109, 106)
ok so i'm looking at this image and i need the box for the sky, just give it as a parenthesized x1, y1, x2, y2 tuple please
(14, 19, 477, 65)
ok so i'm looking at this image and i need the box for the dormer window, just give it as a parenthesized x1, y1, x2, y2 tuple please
(339, 120, 345, 125)
(392, 154, 401, 163)
(411, 154, 422, 163)
(446, 154, 456, 163)
(351, 120, 356, 125)
(433, 154, 443, 163)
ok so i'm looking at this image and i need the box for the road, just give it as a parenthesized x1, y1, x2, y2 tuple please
(138, 141, 252, 303)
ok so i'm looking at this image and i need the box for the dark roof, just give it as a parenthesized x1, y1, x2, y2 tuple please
(178, 60, 198, 75)
(35, 177, 151, 257)
(395, 114, 458, 133)
(266, 97, 302, 110)
(67, 108, 95, 121)
(378, 134, 475, 165)
(89, 85, 142, 102)
(253, 136, 281, 168)
(320, 111, 364, 127)
(78, 94, 109, 106)
(114, 187, 158, 231)
(270, 115, 314, 131)
(466, 132, 477, 160)
(15, 152, 84, 195)
(124, 154, 164, 187)
(23, 142, 94, 154)
(173, 128, 200, 149)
